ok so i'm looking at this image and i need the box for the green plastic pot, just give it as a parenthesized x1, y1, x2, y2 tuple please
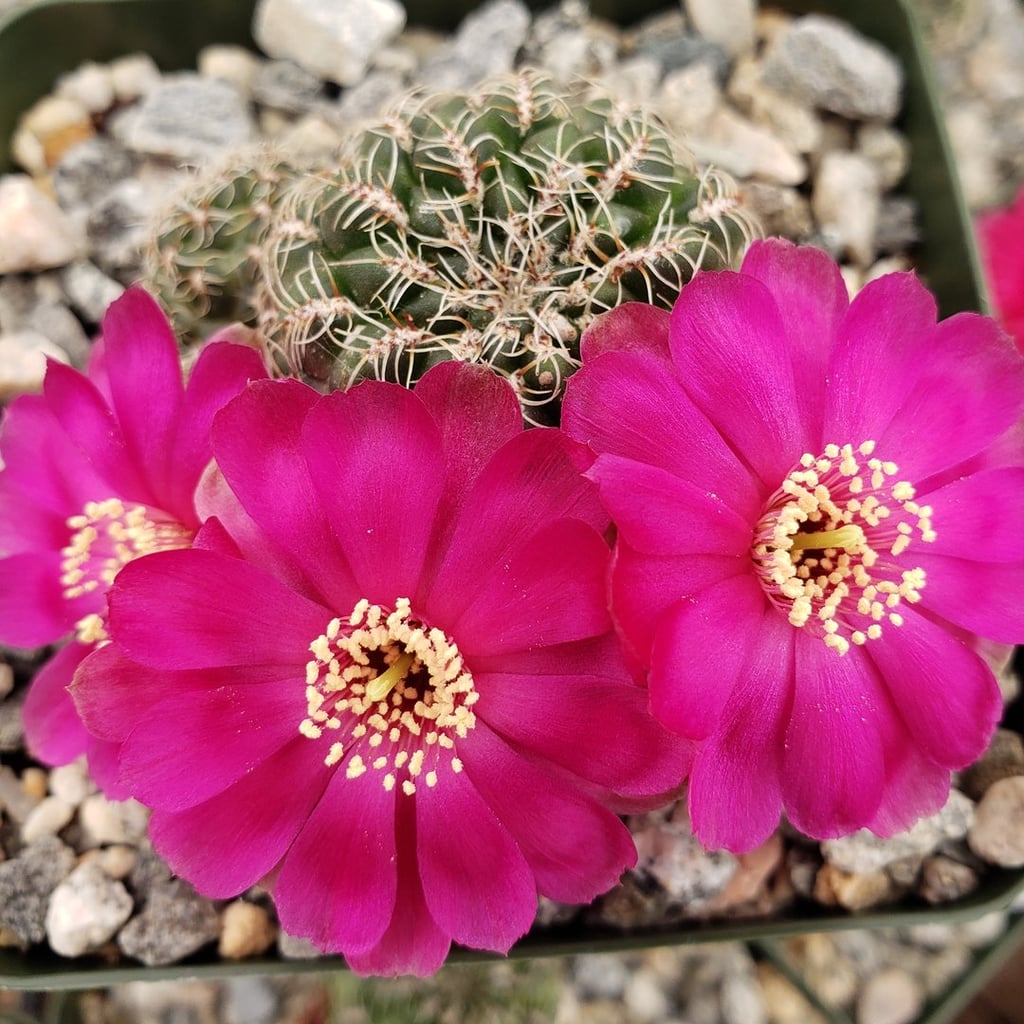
(0, 0, 1019, 991)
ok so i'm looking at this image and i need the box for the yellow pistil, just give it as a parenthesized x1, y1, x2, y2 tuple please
(753, 441, 934, 657)
(300, 598, 476, 795)
(60, 497, 193, 644)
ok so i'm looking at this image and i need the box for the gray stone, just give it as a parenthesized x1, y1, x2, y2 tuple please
(86, 178, 172, 282)
(658, 60, 722, 137)
(875, 196, 920, 256)
(761, 14, 903, 121)
(252, 59, 325, 114)
(113, 73, 255, 163)
(52, 136, 138, 213)
(0, 837, 75, 944)
(277, 929, 322, 959)
(117, 878, 220, 966)
(858, 123, 910, 189)
(573, 952, 631, 1000)
(223, 977, 278, 1024)
(45, 861, 134, 957)
(0, 175, 86, 273)
(968, 775, 1024, 867)
(684, 0, 756, 58)
(636, 32, 730, 82)
(526, 2, 620, 81)
(59, 261, 125, 326)
(418, 0, 532, 91)
(823, 791, 975, 874)
(632, 808, 737, 907)
(919, 854, 979, 904)
(691, 107, 807, 186)
(253, 0, 405, 87)
(742, 181, 814, 240)
(0, 274, 90, 364)
(335, 71, 407, 126)
(856, 969, 923, 1024)
(812, 151, 881, 266)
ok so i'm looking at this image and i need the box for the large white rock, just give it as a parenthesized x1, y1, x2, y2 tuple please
(253, 0, 406, 87)
(46, 861, 134, 957)
(684, 0, 756, 58)
(0, 175, 85, 274)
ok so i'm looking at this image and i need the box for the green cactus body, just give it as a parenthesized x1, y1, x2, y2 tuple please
(143, 149, 295, 340)
(258, 70, 760, 423)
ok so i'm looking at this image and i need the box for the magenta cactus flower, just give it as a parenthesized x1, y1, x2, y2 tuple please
(0, 287, 267, 784)
(71, 361, 691, 975)
(563, 237, 1024, 854)
(977, 186, 1024, 351)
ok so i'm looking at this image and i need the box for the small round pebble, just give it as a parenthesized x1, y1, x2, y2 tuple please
(856, 969, 923, 1024)
(20, 796, 74, 844)
(218, 900, 277, 960)
(968, 776, 1024, 867)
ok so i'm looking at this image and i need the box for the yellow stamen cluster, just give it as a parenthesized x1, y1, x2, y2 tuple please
(60, 498, 193, 644)
(752, 441, 935, 656)
(301, 598, 477, 795)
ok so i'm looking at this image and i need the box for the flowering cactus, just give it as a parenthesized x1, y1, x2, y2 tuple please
(256, 69, 759, 423)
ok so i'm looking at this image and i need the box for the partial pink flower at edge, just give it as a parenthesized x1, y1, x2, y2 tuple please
(563, 236, 1024, 854)
(977, 186, 1024, 351)
(71, 361, 694, 976)
(0, 287, 267, 781)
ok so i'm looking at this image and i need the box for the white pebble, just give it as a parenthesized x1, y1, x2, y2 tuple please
(21, 796, 75, 844)
(49, 760, 95, 806)
(79, 793, 149, 847)
(0, 175, 86, 274)
(46, 862, 134, 957)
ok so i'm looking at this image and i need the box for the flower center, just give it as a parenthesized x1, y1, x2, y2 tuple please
(752, 441, 935, 656)
(60, 497, 194, 644)
(300, 598, 478, 795)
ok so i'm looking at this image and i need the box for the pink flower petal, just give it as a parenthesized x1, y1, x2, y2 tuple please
(824, 272, 938, 443)
(579, 302, 673, 363)
(460, 720, 637, 902)
(563, 350, 760, 520)
(477, 667, 692, 801)
(212, 378, 360, 609)
(42, 360, 146, 501)
(22, 641, 92, 765)
(425, 428, 605, 624)
(913, 551, 1024, 644)
(977, 187, 1024, 350)
(740, 239, 849, 442)
(301, 380, 445, 603)
(107, 548, 328, 670)
(781, 640, 887, 839)
(117, 682, 305, 810)
(345, 798, 451, 977)
(416, 762, 536, 953)
(610, 543, 746, 666)
(879, 314, 1024, 484)
(866, 709, 951, 838)
(150, 737, 331, 899)
(165, 339, 268, 525)
(589, 453, 752, 557)
(99, 288, 185, 499)
(412, 362, 523, 559)
(649, 574, 767, 740)
(922, 467, 1024, 562)
(452, 519, 611, 657)
(71, 643, 290, 742)
(865, 605, 1002, 768)
(0, 477, 69, 554)
(86, 736, 130, 800)
(275, 767, 398, 954)
(687, 613, 795, 854)
(0, 394, 104, 516)
(0, 552, 76, 647)
(668, 269, 809, 487)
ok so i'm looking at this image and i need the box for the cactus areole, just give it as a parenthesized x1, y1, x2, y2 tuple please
(258, 70, 758, 423)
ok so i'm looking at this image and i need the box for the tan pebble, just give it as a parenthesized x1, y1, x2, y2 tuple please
(49, 759, 95, 806)
(968, 776, 1024, 867)
(218, 901, 277, 960)
(815, 863, 897, 910)
(16, 95, 95, 169)
(0, 927, 27, 950)
(21, 767, 49, 801)
(21, 796, 75, 843)
(706, 833, 784, 910)
(80, 844, 138, 880)
(0, 663, 13, 700)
